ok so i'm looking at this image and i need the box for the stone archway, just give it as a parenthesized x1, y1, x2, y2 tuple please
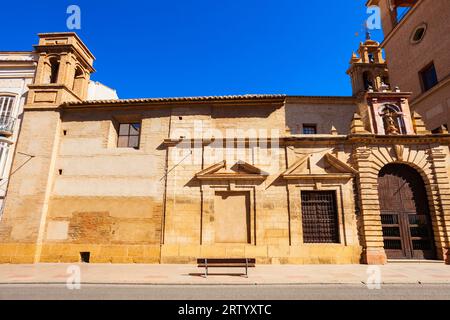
(378, 163, 436, 260)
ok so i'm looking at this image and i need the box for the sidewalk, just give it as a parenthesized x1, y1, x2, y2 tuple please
(0, 263, 449, 285)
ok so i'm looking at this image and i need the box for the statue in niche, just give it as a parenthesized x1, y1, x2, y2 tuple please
(382, 108, 400, 135)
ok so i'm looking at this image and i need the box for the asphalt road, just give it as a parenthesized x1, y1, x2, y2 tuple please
(0, 284, 450, 300)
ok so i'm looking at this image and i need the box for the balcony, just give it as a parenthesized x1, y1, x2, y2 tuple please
(0, 116, 16, 137)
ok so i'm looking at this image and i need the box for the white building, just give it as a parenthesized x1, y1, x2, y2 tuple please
(87, 81, 119, 101)
(0, 52, 38, 215)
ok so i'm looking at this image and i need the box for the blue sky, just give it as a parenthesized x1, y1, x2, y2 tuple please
(0, 1, 383, 98)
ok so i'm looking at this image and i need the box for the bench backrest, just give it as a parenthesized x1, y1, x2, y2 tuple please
(197, 258, 256, 265)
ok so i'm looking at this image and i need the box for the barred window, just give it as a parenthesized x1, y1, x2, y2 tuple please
(117, 123, 141, 149)
(302, 124, 317, 135)
(0, 96, 15, 118)
(301, 191, 339, 243)
(0, 96, 15, 134)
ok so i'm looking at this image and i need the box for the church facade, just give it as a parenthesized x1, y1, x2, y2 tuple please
(0, 30, 449, 265)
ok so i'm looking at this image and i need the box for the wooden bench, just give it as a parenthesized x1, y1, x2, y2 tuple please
(197, 258, 256, 278)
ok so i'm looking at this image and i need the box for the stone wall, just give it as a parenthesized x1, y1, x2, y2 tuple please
(30, 108, 169, 263)
(2, 97, 450, 265)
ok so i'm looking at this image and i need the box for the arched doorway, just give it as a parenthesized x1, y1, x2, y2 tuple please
(378, 164, 436, 260)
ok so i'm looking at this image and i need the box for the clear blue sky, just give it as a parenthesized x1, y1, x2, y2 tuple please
(0, 1, 383, 98)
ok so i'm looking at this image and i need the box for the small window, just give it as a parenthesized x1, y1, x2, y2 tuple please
(0, 142, 10, 178)
(117, 123, 141, 149)
(0, 96, 15, 133)
(49, 58, 60, 84)
(302, 124, 317, 135)
(411, 24, 427, 44)
(420, 63, 438, 92)
(301, 191, 339, 244)
(363, 71, 374, 90)
(72, 67, 84, 94)
(0, 96, 15, 119)
(80, 252, 90, 263)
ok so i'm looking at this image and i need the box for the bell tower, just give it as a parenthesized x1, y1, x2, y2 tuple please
(28, 32, 95, 107)
(0, 33, 95, 263)
(347, 38, 390, 96)
(347, 38, 418, 136)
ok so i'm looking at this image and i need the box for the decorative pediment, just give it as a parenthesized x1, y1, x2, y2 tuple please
(281, 153, 358, 180)
(280, 155, 309, 178)
(196, 160, 269, 181)
(323, 153, 359, 175)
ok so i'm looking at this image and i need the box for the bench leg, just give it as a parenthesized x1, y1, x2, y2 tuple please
(245, 259, 248, 278)
(205, 266, 208, 278)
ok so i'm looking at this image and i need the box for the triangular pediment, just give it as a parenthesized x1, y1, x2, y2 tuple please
(196, 160, 268, 180)
(281, 154, 357, 180)
(281, 155, 310, 177)
(195, 160, 226, 176)
(323, 153, 359, 175)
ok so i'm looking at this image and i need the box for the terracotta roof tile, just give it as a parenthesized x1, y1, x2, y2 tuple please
(64, 94, 287, 106)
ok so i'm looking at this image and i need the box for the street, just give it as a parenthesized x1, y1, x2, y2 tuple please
(1, 284, 450, 300)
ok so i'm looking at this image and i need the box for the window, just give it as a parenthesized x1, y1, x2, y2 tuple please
(420, 63, 438, 92)
(72, 67, 84, 94)
(0, 96, 15, 133)
(301, 191, 339, 244)
(117, 123, 141, 149)
(363, 71, 374, 90)
(0, 142, 10, 178)
(0, 96, 14, 118)
(49, 58, 60, 84)
(302, 124, 317, 135)
(411, 24, 427, 44)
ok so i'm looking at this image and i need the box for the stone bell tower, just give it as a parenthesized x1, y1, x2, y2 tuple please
(28, 32, 95, 106)
(348, 38, 416, 136)
(347, 38, 390, 96)
(0, 33, 95, 263)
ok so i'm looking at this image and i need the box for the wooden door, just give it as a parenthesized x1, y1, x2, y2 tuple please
(378, 164, 435, 260)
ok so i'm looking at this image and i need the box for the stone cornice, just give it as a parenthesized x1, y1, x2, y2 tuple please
(365, 91, 412, 100)
(162, 134, 450, 148)
(286, 96, 356, 104)
(348, 133, 450, 144)
(282, 173, 354, 181)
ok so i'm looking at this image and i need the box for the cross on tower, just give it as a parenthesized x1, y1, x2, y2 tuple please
(364, 20, 371, 41)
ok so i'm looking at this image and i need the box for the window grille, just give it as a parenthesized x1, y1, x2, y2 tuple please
(301, 191, 339, 243)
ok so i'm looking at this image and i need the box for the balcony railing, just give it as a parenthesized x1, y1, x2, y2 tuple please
(0, 116, 16, 136)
